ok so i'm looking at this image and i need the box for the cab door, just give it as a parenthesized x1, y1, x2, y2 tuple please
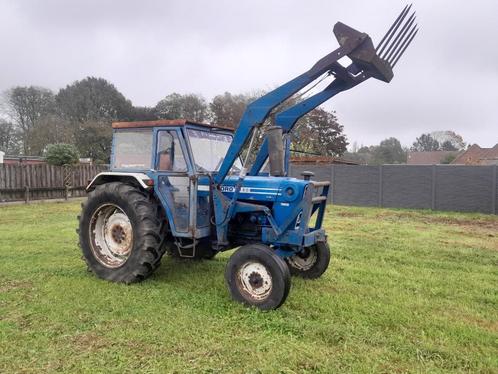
(153, 129, 194, 236)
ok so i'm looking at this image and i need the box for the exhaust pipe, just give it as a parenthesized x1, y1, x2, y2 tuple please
(266, 126, 285, 177)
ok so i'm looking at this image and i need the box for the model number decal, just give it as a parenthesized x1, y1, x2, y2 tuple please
(220, 186, 278, 195)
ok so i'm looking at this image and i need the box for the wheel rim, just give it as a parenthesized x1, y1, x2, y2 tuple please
(287, 246, 318, 271)
(236, 261, 273, 301)
(89, 203, 133, 268)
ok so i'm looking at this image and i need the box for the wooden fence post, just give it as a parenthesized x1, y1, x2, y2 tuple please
(63, 164, 72, 200)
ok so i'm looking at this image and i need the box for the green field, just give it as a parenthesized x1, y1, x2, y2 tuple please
(0, 201, 497, 373)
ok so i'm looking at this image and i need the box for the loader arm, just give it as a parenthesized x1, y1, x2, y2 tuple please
(214, 26, 370, 185)
(215, 5, 417, 182)
(249, 64, 366, 176)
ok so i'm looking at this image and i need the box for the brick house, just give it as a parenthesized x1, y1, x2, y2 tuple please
(451, 144, 498, 165)
(407, 150, 461, 165)
(2, 155, 46, 165)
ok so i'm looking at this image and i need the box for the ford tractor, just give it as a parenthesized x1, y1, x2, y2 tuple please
(78, 6, 417, 309)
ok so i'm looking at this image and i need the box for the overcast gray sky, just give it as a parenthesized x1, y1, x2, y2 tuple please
(0, 0, 497, 148)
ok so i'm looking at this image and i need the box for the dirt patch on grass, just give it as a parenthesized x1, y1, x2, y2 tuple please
(335, 211, 363, 218)
(71, 332, 110, 351)
(374, 211, 498, 231)
(440, 308, 498, 333)
(0, 280, 33, 293)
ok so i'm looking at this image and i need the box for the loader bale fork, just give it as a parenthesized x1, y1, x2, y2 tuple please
(78, 6, 418, 309)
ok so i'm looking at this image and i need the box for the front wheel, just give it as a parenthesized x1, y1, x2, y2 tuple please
(225, 244, 291, 310)
(285, 242, 330, 279)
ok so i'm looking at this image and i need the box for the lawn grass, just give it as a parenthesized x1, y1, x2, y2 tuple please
(0, 201, 497, 373)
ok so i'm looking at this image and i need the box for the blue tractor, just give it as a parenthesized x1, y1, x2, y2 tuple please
(79, 6, 417, 309)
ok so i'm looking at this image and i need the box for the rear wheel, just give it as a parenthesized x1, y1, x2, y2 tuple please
(285, 242, 330, 279)
(78, 182, 166, 283)
(225, 244, 291, 310)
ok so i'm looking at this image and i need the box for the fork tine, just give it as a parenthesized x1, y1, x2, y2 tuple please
(382, 14, 416, 61)
(391, 27, 418, 67)
(376, 4, 412, 54)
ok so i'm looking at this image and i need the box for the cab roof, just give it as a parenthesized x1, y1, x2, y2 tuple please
(112, 119, 233, 131)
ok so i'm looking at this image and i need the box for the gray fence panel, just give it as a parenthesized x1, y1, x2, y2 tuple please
(495, 166, 498, 214)
(333, 165, 380, 207)
(435, 166, 494, 213)
(382, 165, 433, 209)
(288, 163, 497, 215)
(289, 164, 332, 182)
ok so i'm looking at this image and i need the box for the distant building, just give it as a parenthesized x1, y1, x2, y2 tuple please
(451, 144, 498, 165)
(79, 158, 93, 165)
(2, 155, 46, 165)
(407, 150, 461, 165)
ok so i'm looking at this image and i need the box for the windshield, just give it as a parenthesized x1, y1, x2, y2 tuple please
(112, 129, 153, 169)
(187, 128, 242, 172)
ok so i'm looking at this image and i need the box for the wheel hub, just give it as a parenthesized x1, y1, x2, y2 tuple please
(287, 246, 318, 271)
(111, 225, 126, 244)
(248, 272, 264, 288)
(237, 262, 273, 301)
(89, 204, 133, 268)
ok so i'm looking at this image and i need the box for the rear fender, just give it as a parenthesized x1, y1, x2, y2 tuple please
(86, 172, 153, 192)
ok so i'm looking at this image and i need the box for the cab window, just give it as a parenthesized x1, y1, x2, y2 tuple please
(156, 131, 187, 172)
(113, 129, 153, 169)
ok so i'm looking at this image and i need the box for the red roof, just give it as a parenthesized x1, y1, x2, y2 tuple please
(451, 144, 498, 165)
(3, 156, 46, 165)
(407, 151, 461, 165)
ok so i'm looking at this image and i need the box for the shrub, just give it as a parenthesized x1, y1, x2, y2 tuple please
(45, 143, 80, 166)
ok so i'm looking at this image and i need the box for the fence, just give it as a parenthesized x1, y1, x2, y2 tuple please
(0, 164, 108, 202)
(289, 164, 498, 215)
(2, 163, 497, 214)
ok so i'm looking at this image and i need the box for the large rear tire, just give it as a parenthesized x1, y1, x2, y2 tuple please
(225, 244, 291, 310)
(285, 242, 330, 279)
(78, 182, 166, 283)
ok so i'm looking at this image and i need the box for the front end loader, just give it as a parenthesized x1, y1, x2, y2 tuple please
(79, 5, 418, 309)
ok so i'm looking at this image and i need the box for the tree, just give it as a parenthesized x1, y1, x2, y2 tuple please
(56, 77, 133, 123)
(372, 137, 407, 164)
(411, 133, 440, 152)
(440, 140, 457, 151)
(0, 120, 20, 154)
(209, 92, 253, 128)
(130, 106, 158, 121)
(441, 153, 457, 164)
(45, 143, 79, 166)
(28, 115, 74, 155)
(56, 77, 133, 161)
(291, 107, 348, 156)
(3, 86, 55, 154)
(73, 120, 113, 163)
(155, 93, 207, 122)
(430, 130, 465, 150)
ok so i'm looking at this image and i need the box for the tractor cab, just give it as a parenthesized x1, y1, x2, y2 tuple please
(107, 119, 240, 239)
